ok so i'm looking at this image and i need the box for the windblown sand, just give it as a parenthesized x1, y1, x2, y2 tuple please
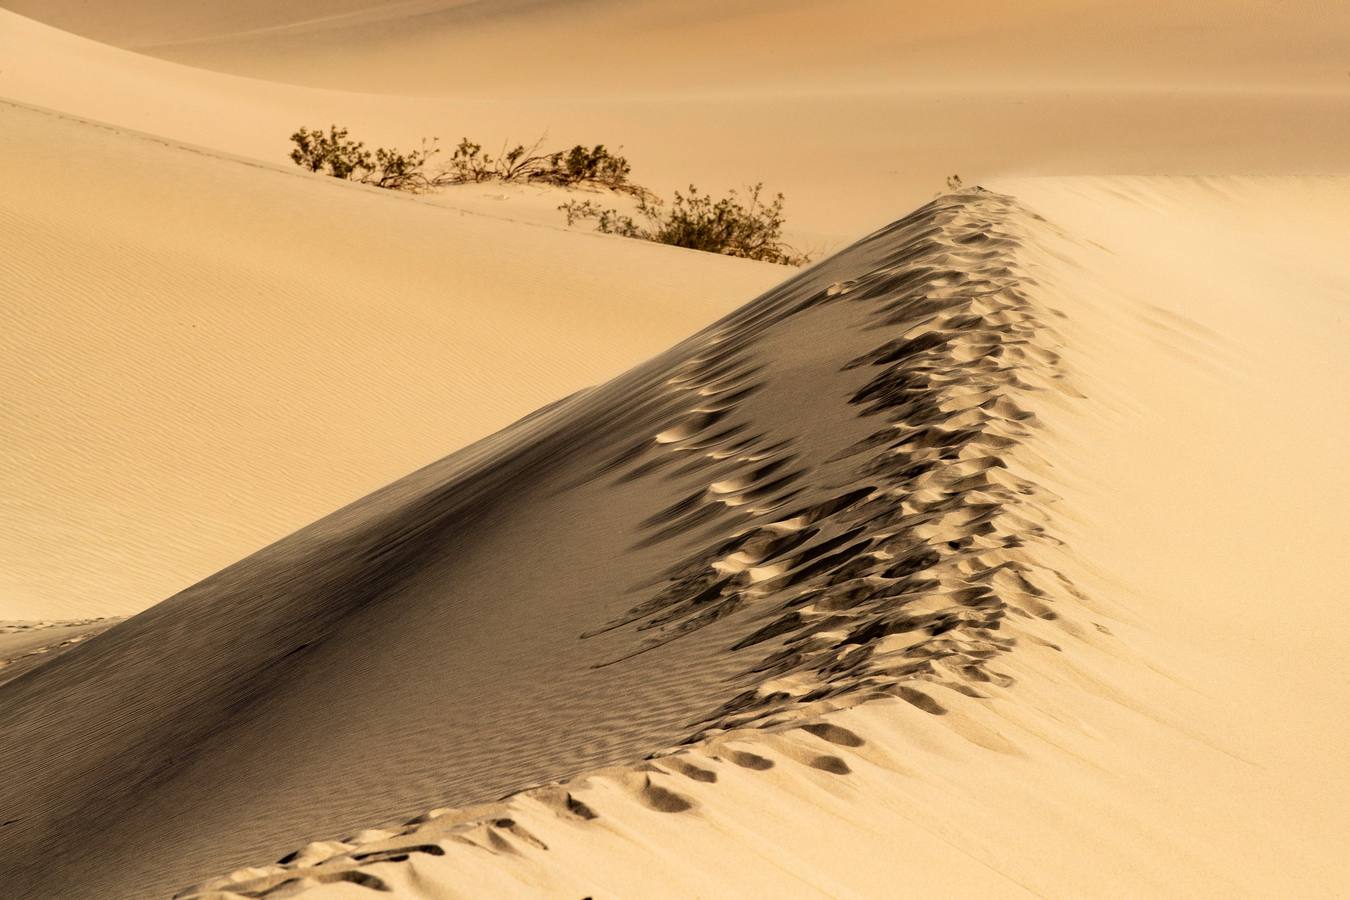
(0, 2, 1347, 898)
(0, 98, 781, 620)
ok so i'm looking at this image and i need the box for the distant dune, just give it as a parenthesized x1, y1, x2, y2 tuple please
(3, 8, 1348, 245)
(9, 0, 1349, 92)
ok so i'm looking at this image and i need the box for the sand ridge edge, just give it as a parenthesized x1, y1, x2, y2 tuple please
(171, 188, 1094, 898)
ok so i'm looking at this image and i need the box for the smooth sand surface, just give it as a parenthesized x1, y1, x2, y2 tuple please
(10, 0, 1349, 91)
(3, 8, 1348, 248)
(0, 98, 782, 620)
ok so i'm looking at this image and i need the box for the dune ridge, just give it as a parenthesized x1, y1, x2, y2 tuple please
(0, 184, 1107, 900)
(167, 176, 1350, 900)
(0, 188, 1091, 899)
(566, 189, 1075, 728)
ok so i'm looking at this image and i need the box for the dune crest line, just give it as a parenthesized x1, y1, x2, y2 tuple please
(581, 189, 1078, 730)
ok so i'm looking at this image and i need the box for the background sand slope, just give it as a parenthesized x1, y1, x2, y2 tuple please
(3, 7, 1348, 247)
(0, 99, 781, 619)
(7, 0, 1349, 92)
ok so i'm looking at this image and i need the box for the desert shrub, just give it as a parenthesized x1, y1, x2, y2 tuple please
(287, 128, 799, 262)
(560, 184, 809, 266)
(498, 140, 555, 181)
(438, 138, 637, 191)
(540, 145, 633, 190)
(442, 138, 496, 183)
(289, 125, 440, 192)
(290, 125, 645, 196)
(441, 137, 556, 183)
(289, 125, 370, 178)
(366, 141, 440, 191)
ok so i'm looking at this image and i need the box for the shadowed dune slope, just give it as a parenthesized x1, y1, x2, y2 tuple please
(0, 189, 1079, 898)
(3, 179, 1348, 899)
(0, 619, 121, 688)
(170, 175, 1350, 900)
(0, 99, 780, 620)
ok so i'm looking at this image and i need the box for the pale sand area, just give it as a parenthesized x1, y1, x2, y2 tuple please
(0, 99, 782, 620)
(11, 0, 1348, 90)
(0, 179, 1345, 898)
(2, 8, 1348, 249)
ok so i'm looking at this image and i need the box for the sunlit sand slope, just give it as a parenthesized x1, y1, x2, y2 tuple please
(9, 0, 1348, 92)
(7, 179, 1345, 898)
(0, 99, 781, 619)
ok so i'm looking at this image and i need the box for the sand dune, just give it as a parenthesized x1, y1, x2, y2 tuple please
(2, 178, 1346, 898)
(0, 618, 120, 688)
(11, 0, 1349, 92)
(3, 8, 1348, 248)
(0, 98, 781, 619)
(2, 3, 1348, 898)
(5, 186, 1076, 898)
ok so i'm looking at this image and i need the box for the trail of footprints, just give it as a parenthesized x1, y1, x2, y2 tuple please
(177, 720, 871, 898)
(179, 190, 1086, 898)
(0, 618, 122, 688)
(586, 188, 1079, 737)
